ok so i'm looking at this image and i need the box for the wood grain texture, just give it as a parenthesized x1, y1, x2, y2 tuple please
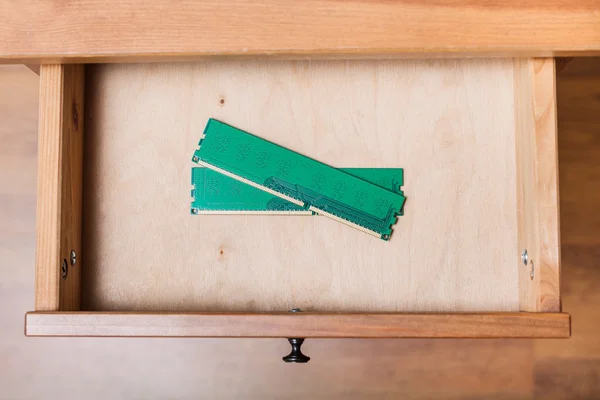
(553, 66, 600, 247)
(534, 63, 600, 390)
(35, 64, 84, 311)
(83, 59, 520, 312)
(536, 247, 600, 356)
(514, 58, 561, 312)
(1, 1, 600, 63)
(558, 58, 600, 77)
(535, 359, 600, 399)
(25, 312, 570, 338)
(2, 60, 600, 399)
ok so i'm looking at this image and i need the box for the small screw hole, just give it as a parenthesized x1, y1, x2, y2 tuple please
(61, 259, 68, 280)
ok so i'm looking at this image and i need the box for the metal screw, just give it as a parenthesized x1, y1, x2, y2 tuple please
(530, 261, 535, 280)
(70, 250, 77, 266)
(521, 249, 528, 265)
(61, 259, 68, 280)
(290, 308, 302, 313)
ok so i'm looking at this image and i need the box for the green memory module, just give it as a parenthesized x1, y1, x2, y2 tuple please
(192, 119, 406, 240)
(191, 167, 404, 215)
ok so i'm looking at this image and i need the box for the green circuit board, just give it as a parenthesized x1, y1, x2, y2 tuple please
(192, 119, 406, 240)
(191, 167, 404, 215)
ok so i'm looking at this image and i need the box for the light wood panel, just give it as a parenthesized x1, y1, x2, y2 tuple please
(514, 58, 561, 312)
(25, 312, 570, 338)
(35, 65, 84, 311)
(3, 60, 600, 398)
(83, 59, 522, 312)
(2, 1, 600, 63)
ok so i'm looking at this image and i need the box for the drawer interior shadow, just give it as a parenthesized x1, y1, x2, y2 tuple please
(81, 59, 520, 313)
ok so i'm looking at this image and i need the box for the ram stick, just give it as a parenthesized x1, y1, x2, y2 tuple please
(191, 167, 309, 214)
(191, 167, 404, 215)
(192, 119, 406, 240)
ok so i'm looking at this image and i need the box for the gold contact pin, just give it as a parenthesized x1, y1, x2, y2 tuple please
(192, 210, 313, 215)
(309, 206, 383, 239)
(196, 160, 305, 207)
(195, 160, 390, 239)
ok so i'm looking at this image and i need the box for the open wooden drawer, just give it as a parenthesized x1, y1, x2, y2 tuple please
(26, 58, 568, 340)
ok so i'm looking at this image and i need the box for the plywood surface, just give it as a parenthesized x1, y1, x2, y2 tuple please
(2, 0, 600, 62)
(83, 59, 519, 312)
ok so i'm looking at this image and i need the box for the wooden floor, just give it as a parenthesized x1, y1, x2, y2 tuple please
(0, 59, 599, 399)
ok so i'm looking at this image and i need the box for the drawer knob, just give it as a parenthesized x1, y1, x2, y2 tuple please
(282, 338, 310, 363)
